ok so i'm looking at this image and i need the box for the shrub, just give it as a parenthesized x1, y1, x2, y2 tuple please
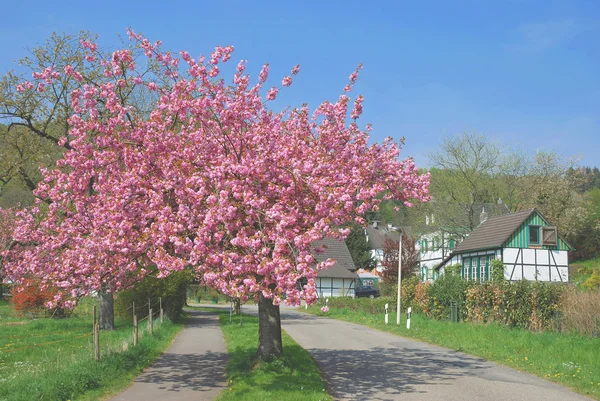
(115, 270, 193, 322)
(427, 265, 472, 320)
(414, 281, 432, 317)
(582, 270, 600, 290)
(464, 278, 563, 331)
(10, 280, 65, 317)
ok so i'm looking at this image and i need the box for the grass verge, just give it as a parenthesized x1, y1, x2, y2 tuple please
(305, 304, 600, 400)
(0, 298, 183, 401)
(194, 307, 332, 401)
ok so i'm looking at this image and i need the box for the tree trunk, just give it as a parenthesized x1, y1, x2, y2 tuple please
(98, 289, 115, 330)
(256, 295, 283, 361)
(233, 298, 241, 315)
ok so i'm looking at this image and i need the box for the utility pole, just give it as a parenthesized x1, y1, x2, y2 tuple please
(396, 229, 402, 325)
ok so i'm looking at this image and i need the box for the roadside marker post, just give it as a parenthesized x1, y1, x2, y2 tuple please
(385, 303, 389, 325)
(407, 307, 412, 329)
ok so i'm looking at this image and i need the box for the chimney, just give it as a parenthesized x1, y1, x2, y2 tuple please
(480, 207, 488, 225)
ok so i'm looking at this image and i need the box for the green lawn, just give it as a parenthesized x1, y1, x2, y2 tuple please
(305, 304, 600, 400)
(0, 298, 183, 401)
(195, 307, 332, 401)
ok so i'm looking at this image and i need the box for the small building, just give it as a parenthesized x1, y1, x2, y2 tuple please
(435, 208, 573, 282)
(365, 222, 400, 272)
(313, 238, 359, 297)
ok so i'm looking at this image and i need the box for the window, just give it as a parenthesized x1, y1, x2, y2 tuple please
(449, 239, 456, 249)
(423, 239, 428, 252)
(479, 257, 487, 282)
(529, 225, 540, 245)
(471, 258, 477, 281)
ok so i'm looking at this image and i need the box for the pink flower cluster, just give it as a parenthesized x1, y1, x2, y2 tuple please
(5, 31, 430, 308)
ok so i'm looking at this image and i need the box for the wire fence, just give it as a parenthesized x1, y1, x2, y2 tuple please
(0, 297, 167, 360)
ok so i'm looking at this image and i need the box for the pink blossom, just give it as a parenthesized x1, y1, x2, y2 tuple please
(3, 35, 430, 312)
(266, 87, 278, 100)
(291, 65, 300, 75)
(282, 76, 292, 87)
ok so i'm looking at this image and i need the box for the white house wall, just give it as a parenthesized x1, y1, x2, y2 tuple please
(501, 248, 569, 282)
(417, 231, 453, 280)
(316, 278, 356, 298)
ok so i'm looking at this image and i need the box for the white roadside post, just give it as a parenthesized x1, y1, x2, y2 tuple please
(385, 303, 389, 324)
(396, 229, 403, 325)
(407, 307, 412, 329)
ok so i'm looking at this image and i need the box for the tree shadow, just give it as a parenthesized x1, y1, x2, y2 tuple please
(131, 310, 227, 394)
(306, 345, 491, 401)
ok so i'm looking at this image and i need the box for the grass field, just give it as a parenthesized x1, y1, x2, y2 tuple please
(0, 298, 183, 401)
(305, 304, 600, 400)
(195, 307, 332, 401)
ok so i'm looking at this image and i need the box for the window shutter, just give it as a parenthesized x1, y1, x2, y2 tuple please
(542, 226, 558, 246)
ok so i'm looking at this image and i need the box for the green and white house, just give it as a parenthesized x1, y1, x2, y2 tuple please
(435, 208, 573, 282)
(417, 202, 509, 281)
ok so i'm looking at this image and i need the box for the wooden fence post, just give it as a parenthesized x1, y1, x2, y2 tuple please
(133, 314, 138, 346)
(93, 306, 100, 361)
(149, 308, 153, 335)
(160, 297, 164, 324)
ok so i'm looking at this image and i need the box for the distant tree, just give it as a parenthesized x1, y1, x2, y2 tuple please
(380, 236, 418, 285)
(0, 207, 16, 298)
(345, 224, 375, 270)
(427, 133, 505, 234)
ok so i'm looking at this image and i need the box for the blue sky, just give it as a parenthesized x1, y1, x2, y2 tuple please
(1, 0, 598, 168)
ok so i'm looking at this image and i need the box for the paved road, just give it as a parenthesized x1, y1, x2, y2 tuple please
(110, 309, 227, 401)
(209, 303, 590, 401)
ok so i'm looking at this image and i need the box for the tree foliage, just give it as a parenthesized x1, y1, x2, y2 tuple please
(380, 235, 419, 284)
(3, 30, 430, 359)
(345, 224, 375, 270)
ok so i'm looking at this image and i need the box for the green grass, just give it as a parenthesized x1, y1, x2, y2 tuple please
(0, 298, 183, 401)
(194, 307, 332, 401)
(570, 257, 600, 287)
(305, 304, 600, 400)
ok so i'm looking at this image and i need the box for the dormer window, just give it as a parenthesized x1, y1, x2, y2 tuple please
(529, 225, 540, 245)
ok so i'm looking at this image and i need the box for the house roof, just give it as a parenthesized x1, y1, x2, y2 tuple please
(313, 238, 359, 279)
(365, 225, 400, 249)
(452, 208, 536, 253)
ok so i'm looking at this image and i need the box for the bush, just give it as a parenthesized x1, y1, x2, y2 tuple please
(10, 280, 66, 317)
(115, 270, 193, 322)
(414, 281, 432, 317)
(582, 270, 600, 290)
(380, 276, 422, 313)
(464, 278, 563, 331)
(427, 264, 472, 320)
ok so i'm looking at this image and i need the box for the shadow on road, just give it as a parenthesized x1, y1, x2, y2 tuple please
(132, 310, 227, 394)
(308, 345, 489, 401)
